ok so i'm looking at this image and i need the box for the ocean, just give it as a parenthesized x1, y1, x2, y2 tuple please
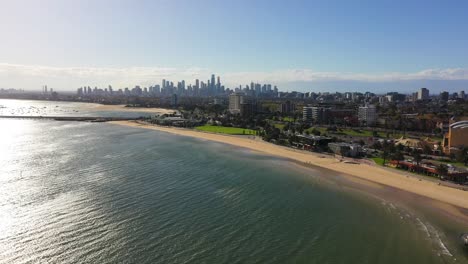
(0, 99, 466, 263)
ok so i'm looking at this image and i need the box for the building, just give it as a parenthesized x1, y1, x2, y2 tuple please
(459, 90, 466, 100)
(303, 106, 329, 124)
(303, 107, 313, 123)
(240, 103, 253, 117)
(329, 109, 358, 126)
(439, 91, 449, 101)
(443, 120, 468, 154)
(279, 100, 295, 113)
(328, 143, 363, 157)
(358, 104, 377, 126)
(417, 88, 429, 100)
(311, 107, 330, 124)
(171, 94, 178, 106)
(229, 92, 244, 114)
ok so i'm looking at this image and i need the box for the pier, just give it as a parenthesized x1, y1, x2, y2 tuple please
(0, 115, 141, 122)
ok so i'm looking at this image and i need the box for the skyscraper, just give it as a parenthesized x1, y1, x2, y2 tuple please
(417, 88, 429, 100)
(211, 74, 216, 94)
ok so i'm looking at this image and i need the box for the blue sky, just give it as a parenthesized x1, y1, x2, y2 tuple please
(1, 0, 468, 93)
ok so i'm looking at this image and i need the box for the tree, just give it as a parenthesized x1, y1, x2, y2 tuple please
(391, 151, 405, 166)
(436, 164, 448, 177)
(358, 139, 365, 146)
(456, 146, 468, 166)
(412, 150, 422, 172)
(372, 141, 382, 150)
(422, 144, 432, 155)
(381, 141, 394, 166)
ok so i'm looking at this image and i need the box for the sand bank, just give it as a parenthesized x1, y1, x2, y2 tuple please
(92, 104, 176, 114)
(110, 120, 468, 210)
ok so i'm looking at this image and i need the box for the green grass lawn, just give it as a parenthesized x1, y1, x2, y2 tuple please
(305, 127, 328, 135)
(371, 157, 385, 166)
(307, 127, 404, 138)
(274, 123, 285, 130)
(195, 125, 256, 135)
(282, 117, 295, 122)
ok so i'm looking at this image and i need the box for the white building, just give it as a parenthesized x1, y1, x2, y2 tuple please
(358, 104, 377, 126)
(303, 107, 313, 123)
(229, 92, 244, 114)
(459, 90, 465, 100)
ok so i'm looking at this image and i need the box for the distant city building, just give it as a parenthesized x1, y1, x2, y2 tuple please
(358, 104, 377, 126)
(439, 91, 449, 101)
(417, 88, 429, 100)
(279, 100, 295, 113)
(171, 94, 178, 106)
(459, 90, 466, 100)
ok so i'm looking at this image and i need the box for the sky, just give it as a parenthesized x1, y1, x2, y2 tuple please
(1, 0, 468, 93)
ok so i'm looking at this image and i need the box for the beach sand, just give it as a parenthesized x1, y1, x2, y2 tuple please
(110, 120, 468, 212)
(92, 104, 176, 114)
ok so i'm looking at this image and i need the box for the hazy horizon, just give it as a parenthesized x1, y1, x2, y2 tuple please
(1, 0, 468, 93)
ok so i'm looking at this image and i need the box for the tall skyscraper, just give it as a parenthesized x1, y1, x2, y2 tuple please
(211, 74, 216, 94)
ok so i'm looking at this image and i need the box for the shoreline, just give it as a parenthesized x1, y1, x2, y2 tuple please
(91, 104, 176, 114)
(0, 98, 176, 114)
(110, 120, 468, 214)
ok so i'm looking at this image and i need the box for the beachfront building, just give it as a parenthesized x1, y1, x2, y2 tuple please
(328, 142, 363, 158)
(358, 104, 377, 126)
(443, 120, 468, 154)
(295, 135, 332, 151)
(229, 92, 244, 114)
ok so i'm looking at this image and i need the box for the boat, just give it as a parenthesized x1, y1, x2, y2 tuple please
(462, 233, 468, 247)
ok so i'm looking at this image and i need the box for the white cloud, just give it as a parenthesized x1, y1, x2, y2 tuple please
(1, 63, 468, 90)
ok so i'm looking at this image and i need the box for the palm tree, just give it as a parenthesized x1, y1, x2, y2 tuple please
(381, 141, 394, 166)
(412, 150, 422, 172)
(391, 151, 405, 167)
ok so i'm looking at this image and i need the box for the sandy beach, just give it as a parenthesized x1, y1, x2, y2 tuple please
(111, 120, 468, 211)
(91, 104, 176, 114)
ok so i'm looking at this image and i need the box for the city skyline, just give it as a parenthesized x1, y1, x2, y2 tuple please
(1, 0, 468, 92)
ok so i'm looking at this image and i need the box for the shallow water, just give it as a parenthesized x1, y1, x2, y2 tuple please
(0, 99, 467, 263)
(0, 118, 466, 263)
